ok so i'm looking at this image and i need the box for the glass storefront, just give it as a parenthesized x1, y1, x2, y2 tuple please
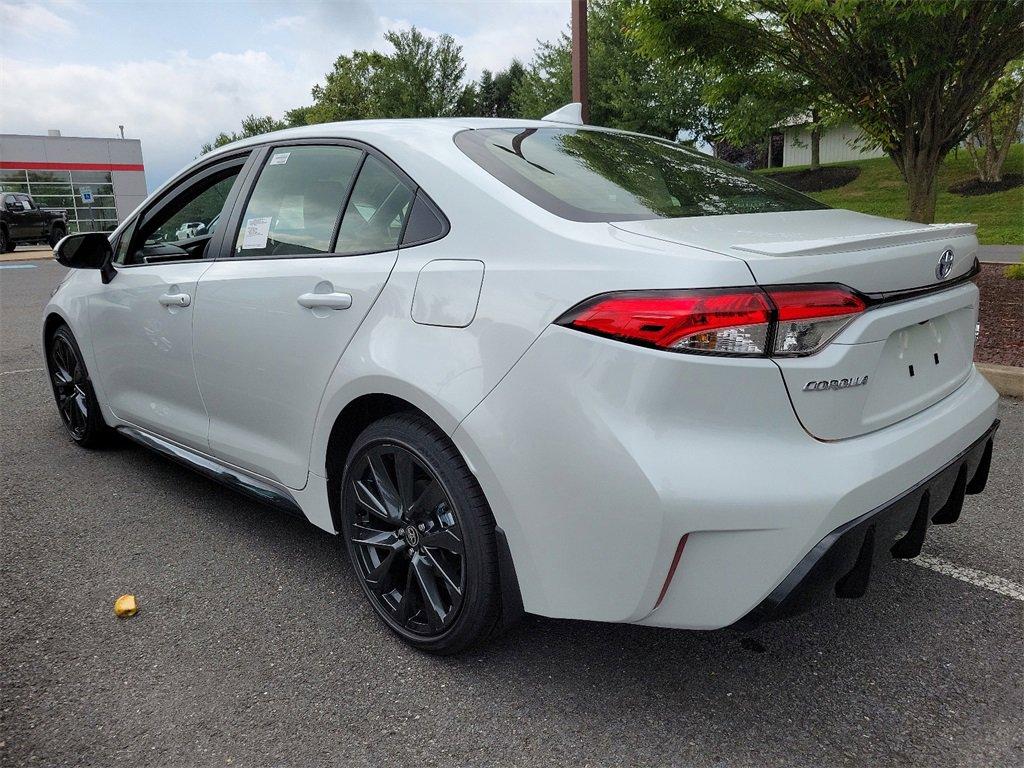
(0, 169, 119, 233)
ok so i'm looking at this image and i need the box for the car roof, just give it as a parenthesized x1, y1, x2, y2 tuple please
(200, 116, 638, 162)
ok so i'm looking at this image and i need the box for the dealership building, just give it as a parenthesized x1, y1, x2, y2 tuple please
(0, 131, 147, 233)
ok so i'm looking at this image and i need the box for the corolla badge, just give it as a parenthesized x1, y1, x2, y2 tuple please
(936, 249, 955, 280)
(803, 376, 869, 392)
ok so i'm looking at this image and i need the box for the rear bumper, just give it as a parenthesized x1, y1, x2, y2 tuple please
(732, 418, 999, 630)
(454, 325, 1001, 629)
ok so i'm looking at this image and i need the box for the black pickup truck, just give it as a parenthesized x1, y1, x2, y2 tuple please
(0, 192, 69, 252)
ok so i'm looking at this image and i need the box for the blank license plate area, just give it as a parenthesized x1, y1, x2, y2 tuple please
(864, 308, 975, 423)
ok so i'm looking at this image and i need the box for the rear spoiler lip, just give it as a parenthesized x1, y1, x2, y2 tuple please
(733, 222, 978, 258)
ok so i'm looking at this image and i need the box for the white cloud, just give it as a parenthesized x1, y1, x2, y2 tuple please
(0, 1, 569, 189)
(0, 0, 81, 37)
(0, 50, 311, 188)
(455, 5, 567, 78)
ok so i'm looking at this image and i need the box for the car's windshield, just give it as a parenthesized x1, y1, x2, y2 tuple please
(455, 127, 826, 222)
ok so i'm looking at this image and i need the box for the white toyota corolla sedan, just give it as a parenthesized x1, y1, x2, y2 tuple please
(44, 110, 999, 653)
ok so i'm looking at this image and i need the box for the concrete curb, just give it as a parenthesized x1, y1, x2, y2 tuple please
(977, 363, 1024, 398)
(0, 249, 53, 263)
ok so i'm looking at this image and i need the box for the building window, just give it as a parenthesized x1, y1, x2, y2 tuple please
(0, 169, 118, 233)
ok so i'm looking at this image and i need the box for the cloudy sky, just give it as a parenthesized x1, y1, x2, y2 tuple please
(1, 0, 568, 189)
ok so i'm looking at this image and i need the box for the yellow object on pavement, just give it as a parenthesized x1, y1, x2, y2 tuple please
(114, 594, 137, 618)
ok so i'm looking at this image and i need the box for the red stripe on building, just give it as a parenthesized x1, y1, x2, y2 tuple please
(0, 161, 144, 172)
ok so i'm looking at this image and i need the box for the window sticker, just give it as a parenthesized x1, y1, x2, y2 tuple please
(241, 216, 272, 250)
(269, 152, 291, 166)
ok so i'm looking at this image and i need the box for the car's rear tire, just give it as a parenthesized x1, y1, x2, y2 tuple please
(46, 324, 112, 447)
(340, 413, 501, 654)
(0, 227, 11, 253)
(49, 223, 66, 248)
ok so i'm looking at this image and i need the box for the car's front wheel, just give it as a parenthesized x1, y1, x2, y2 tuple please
(340, 413, 501, 654)
(47, 324, 110, 447)
(0, 227, 11, 253)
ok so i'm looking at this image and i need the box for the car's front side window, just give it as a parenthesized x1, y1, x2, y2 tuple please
(143, 173, 240, 248)
(233, 145, 363, 258)
(120, 159, 247, 266)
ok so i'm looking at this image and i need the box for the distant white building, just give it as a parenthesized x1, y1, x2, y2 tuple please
(0, 130, 147, 233)
(769, 118, 887, 168)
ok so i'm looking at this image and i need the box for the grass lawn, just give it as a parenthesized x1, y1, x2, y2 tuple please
(762, 144, 1023, 245)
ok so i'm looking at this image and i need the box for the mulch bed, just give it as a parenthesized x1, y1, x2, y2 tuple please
(766, 165, 861, 192)
(948, 173, 1023, 196)
(975, 263, 1023, 367)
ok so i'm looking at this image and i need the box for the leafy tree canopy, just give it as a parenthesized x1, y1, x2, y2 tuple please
(629, 0, 1024, 221)
(476, 60, 526, 118)
(305, 27, 469, 123)
(200, 114, 289, 155)
(513, 0, 710, 140)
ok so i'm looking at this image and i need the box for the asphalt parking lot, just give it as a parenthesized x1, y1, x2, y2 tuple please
(2, 259, 1021, 767)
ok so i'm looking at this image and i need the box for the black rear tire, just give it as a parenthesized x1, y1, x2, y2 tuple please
(0, 227, 11, 253)
(46, 324, 112, 447)
(340, 413, 502, 654)
(49, 224, 67, 248)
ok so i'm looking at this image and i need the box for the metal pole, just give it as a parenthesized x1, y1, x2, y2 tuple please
(571, 0, 589, 124)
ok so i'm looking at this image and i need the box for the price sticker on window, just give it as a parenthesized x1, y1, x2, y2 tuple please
(241, 216, 272, 250)
(269, 153, 290, 166)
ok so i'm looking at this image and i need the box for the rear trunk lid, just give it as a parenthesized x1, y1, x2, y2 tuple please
(612, 209, 979, 292)
(613, 209, 980, 440)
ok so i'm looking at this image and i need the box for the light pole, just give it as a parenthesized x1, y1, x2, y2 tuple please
(572, 0, 589, 124)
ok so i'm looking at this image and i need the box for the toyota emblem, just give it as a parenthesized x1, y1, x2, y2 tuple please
(936, 249, 955, 280)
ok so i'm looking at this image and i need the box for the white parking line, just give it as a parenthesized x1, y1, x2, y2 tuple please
(910, 554, 1024, 601)
(0, 367, 44, 376)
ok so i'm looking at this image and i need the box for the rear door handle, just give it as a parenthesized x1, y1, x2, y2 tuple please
(158, 292, 191, 307)
(297, 292, 352, 310)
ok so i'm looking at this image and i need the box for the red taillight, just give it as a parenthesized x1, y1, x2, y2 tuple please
(556, 284, 866, 357)
(766, 286, 866, 321)
(556, 288, 773, 355)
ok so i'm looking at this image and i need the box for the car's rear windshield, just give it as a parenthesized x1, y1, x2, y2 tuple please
(454, 127, 827, 222)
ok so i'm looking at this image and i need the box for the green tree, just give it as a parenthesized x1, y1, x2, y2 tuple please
(474, 60, 526, 117)
(965, 59, 1024, 183)
(377, 27, 467, 117)
(630, 0, 1024, 223)
(704, 63, 837, 169)
(283, 105, 318, 127)
(307, 49, 382, 123)
(204, 25, 474, 149)
(513, 0, 709, 140)
(201, 114, 287, 154)
(308, 27, 469, 122)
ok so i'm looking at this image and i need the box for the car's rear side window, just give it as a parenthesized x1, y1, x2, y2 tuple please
(334, 155, 415, 255)
(455, 127, 826, 222)
(234, 145, 363, 258)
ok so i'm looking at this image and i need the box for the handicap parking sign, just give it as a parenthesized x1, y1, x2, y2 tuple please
(81, 188, 94, 204)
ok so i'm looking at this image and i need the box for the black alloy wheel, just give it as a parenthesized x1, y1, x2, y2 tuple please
(47, 325, 108, 446)
(341, 414, 501, 653)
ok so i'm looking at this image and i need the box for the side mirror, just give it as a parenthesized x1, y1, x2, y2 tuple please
(54, 232, 112, 269)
